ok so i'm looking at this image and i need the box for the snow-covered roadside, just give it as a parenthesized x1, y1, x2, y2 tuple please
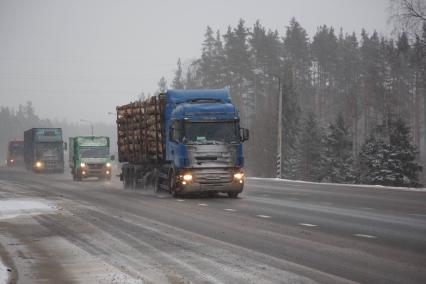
(0, 260, 8, 284)
(248, 177, 426, 192)
(0, 199, 53, 220)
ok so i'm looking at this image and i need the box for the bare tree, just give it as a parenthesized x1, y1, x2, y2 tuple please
(389, 0, 426, 44)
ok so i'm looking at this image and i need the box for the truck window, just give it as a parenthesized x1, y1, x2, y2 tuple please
(171, 120, 183, 142)
(80, 147, 109, 158)
(184, 122, 239, 144)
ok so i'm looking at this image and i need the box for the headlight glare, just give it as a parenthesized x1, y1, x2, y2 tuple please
(80, 162, 86, 168)
(183, 174, 193, 181)
(234, 173, 244, 180)
(36, 161, 43, 168)
(106, 162, 111, 167)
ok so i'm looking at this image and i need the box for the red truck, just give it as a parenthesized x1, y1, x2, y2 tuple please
(7, 140, 24, 167)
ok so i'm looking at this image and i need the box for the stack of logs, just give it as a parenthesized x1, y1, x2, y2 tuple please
(116, 95, 165, 163)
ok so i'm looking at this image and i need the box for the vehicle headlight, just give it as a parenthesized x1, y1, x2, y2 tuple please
(183, 174, 193, 181)
(10, 159, 14, 163)
(234, 173, 244, 180)
(35, 161, 43, 168)
(106, 162, 111, 167)
(80, 162, 86, 168)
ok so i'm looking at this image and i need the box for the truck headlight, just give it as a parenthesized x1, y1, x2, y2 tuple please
(183, 174, 193, 181)
(35, 161, 43, 168)
(234, 173, 244, 180)
(106, 162, 111, 168)
(80, 162, 86, 168)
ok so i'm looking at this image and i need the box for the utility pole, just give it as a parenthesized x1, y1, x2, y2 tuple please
(271, 74, 282, 179)
(80, 119, 94, 136)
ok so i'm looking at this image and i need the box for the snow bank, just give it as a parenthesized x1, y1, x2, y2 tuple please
(0, 199, 53, 219)
(0, 260, 8, 284)
(248, 177, 426, 192)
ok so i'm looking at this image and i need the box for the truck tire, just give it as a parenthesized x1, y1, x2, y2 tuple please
(124, 172, 131, 188)
(154, 176, 160, 193)
(168, 169, 178, 197)
(228, 192, 239, 198)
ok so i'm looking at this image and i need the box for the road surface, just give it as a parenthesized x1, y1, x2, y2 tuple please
(0, 167, 425, 283)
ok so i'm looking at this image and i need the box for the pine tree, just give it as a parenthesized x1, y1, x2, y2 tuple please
(172, 58, 184, 89)
(157, 76, 168, 94)
(199, 26, 217, 88)
(322, 114, 355, 183)
(312, 25, 339, 123)
(359, 118, 422, 187)
(281, 71, 302, 179)
(389, 118, 423, 186)
(283, 18, 312, 114)
(294, 113, 324, 181)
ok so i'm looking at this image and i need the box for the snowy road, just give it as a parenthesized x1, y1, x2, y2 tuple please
(0, 168, 426, 283)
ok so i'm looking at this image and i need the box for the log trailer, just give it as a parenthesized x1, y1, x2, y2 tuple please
(116, 89, 249, 197)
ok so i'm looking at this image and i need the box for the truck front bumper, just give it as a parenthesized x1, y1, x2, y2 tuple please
(175, 168, 244, 195)
(177, 181, 243, 194)
(80, 168, 111, 178)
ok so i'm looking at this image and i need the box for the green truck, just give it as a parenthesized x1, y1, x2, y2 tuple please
(69, 136, 113, 181)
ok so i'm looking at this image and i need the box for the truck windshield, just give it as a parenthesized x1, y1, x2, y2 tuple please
(80, 147, 109, 158)
(184, 122, 239, 144)
(36, 143, 62, 160)
(9, 145, 24, 156)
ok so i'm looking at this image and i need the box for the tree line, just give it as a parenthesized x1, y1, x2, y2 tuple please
(168, 17, 425, 187)
(0, 102, 117, 163)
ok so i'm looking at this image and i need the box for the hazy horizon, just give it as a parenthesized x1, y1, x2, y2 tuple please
(0, 0, 390, 124)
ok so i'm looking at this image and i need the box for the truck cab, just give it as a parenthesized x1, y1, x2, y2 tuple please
(24, 128, 65, 173)
(7, 140, 24, 167)
(69, 136, 113, 181)
(164, 89, 249, 197)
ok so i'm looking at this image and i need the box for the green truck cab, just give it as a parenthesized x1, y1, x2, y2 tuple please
(69, 136, 113, 181)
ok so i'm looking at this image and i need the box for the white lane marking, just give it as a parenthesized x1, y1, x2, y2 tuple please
(225, 209, 236, 212)
(354, 234, 377, 239)
(408, 213, 426, 217)
(359, 207, 374, 210)
(198, 203, 208, 206)
(299, 223, 318, 227)
(176, 199, 185, 202)
(257, 215, 271, 219)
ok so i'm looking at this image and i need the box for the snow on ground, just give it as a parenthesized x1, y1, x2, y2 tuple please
(0, 199, 53, 220)
(0, 260, 8, 284)
(248, 177, 426, 192)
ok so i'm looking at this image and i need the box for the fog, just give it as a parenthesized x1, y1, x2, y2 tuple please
(0, 0, 389, 124)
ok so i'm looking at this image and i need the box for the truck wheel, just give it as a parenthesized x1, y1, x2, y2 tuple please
(131, 175, 137, 189)
(168, 169, 177, 197)
(228, 192, 239, 198)
(124, 173, 130, 188)
(154, 177, 160, 193)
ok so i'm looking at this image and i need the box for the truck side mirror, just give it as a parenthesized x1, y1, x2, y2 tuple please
(64, 142, 68, 151)
(240, 128, 249, 142)
(110, 155, 115, 161)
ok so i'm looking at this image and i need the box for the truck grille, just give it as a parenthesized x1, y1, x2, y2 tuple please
(193, 170, 233, 184)
(88, 163, 103, 170)
(44, 160, 62, 170)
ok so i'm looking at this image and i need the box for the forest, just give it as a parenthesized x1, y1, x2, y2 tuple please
(167, 17, 425, 186)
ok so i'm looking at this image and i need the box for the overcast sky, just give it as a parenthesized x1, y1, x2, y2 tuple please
(0, 0, 390, 124)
